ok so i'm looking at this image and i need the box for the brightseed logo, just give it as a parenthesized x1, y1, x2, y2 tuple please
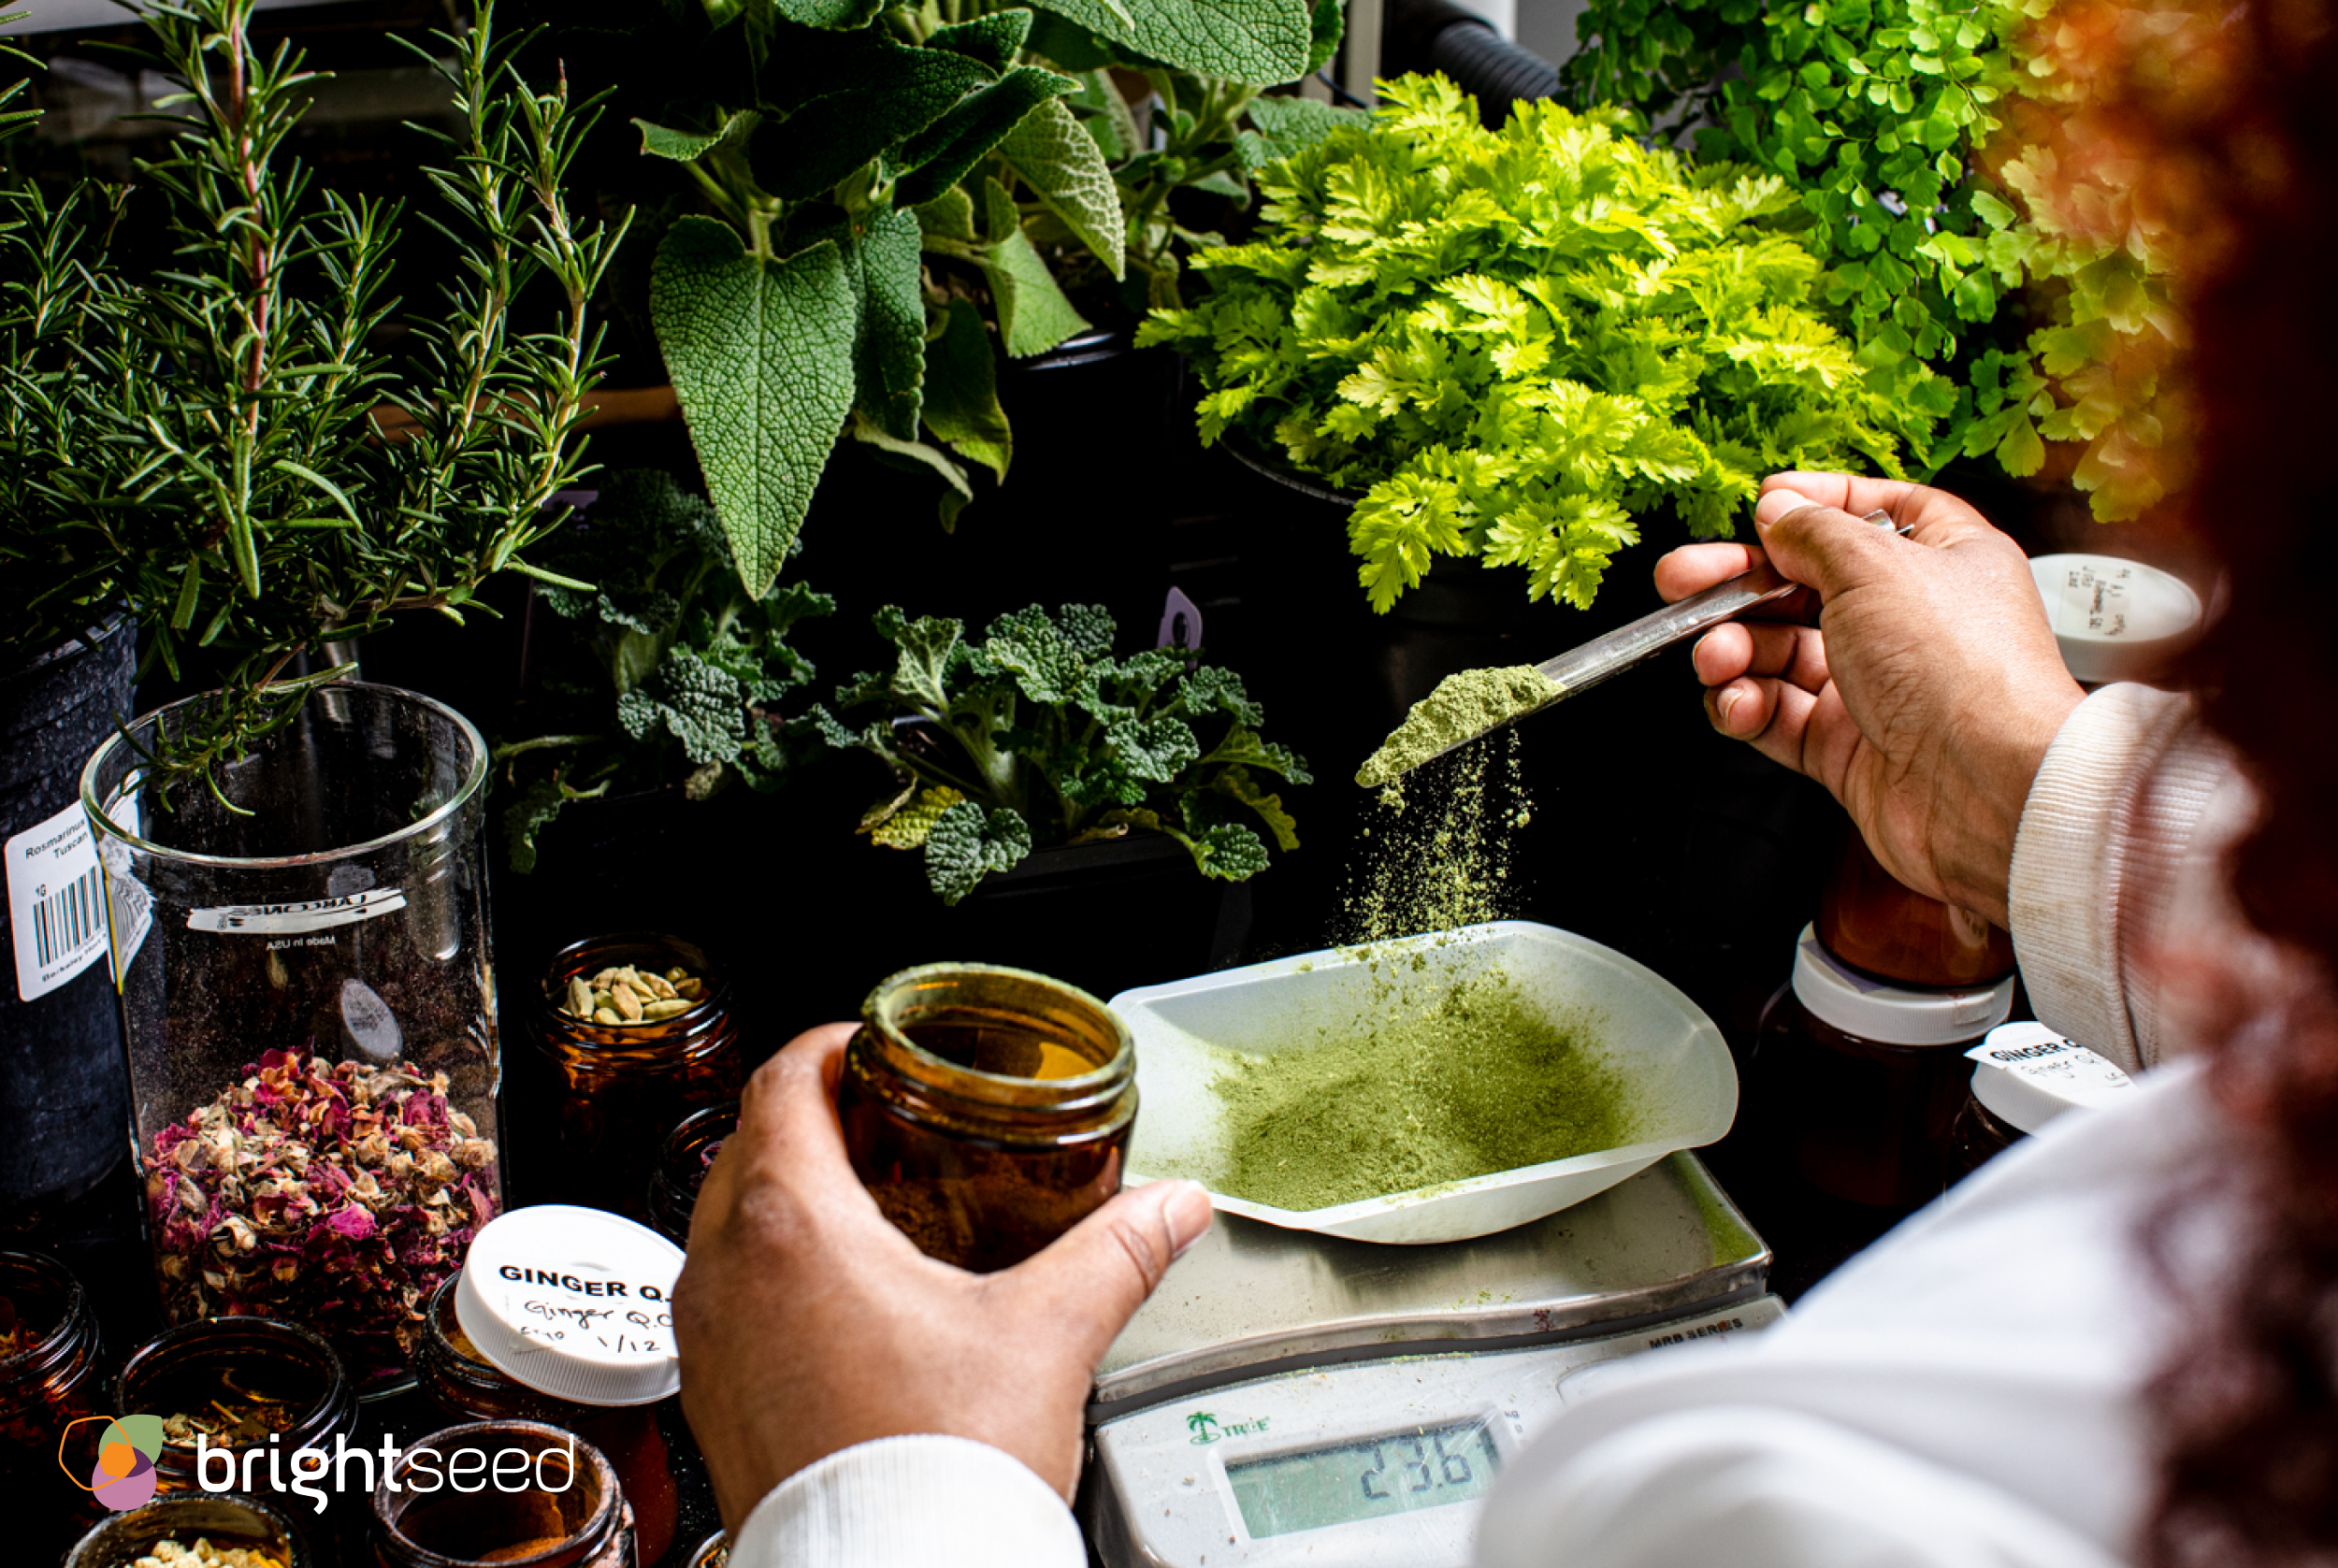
(59, 1414, 164, 1509)
(60, 1417, 581, 1515)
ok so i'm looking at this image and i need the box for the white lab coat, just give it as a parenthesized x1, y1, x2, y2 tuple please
(727, 683, 2259, 1568)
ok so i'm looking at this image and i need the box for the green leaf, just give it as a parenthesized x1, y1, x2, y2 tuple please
(1033, 0, 1315, 83)
(845, 208, 927, 439)
(634, 110, 759, 163)
(750, 46, 996, 202)
(771, 0, 887, 27)
(847, 410, 974, 513)
(1213, 766, 1299, 850)
(924, 799, 1033, 903)
(1000, 94, 1126, 278)
(1305, 0, 1345, 74)
(891, 66, 1080, 208)
(923, 297, 1014, 482)
(615, 647, 751, 765)
(652, 218, 859, 596)
(502, 778, 569, 875)
(916, 184, 980, 242)
(868, 784, 967, 847)
(1240, 95, 1366, 168)
(927, 8, 1034, 69)
(1191, 821, 1270, 880)
(1105, 714, 1201, 781)
(979, 177, 1090, 355)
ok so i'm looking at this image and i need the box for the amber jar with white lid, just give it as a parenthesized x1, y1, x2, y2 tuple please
(1758, 925, 2016, 1206)
(1948, 1021, 2138, 1177)
(841, 963, 1137, 1273)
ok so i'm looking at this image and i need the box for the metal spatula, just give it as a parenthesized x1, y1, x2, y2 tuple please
(1369, 511, 1906, 784)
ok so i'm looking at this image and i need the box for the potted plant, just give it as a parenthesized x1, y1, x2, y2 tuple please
(1141, 76, 1921, 616)
(512, 0, 1357, 600)
(1558, 0, 2182, 521)
(7, 0, 623, 1386)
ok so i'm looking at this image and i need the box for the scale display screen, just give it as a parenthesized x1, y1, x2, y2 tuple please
(1225, 1418, 1502, 1539)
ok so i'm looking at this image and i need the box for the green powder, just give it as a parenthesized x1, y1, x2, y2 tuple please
(1354, 666, 1565, 788)
(1338, 728, 1525, 944)
(1208, 964, 1636, 1211)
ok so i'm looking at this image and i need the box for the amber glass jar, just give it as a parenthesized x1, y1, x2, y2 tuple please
(372, 1421, 634, 1568)
(841, 964, 1137, 1273)
(526, 933, 741, 1217)
(416, 1277, 678, 1564)
(118, 1316, 358, 1499)
(647, 1102, 737, 1246)
(1757, 926, 2015, 1207)
(0, 1250, 104, 1555)
(1818, 830, 2015, 986)
(66, 1492, 312, 1568)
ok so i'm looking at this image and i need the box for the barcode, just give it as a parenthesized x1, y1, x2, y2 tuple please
(34, 866, 103, 969)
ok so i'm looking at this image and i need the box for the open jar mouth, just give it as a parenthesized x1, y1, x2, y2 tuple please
(64, 1491, 310, 1568)
(862, 962, 1134, 1110)
(0, 1250, 91, 1391)
(540, 933, 729, 1033)
(119, 1316, 353, 1463)
(374, 1419, 624, 1568)
(79, 682, 487, 869)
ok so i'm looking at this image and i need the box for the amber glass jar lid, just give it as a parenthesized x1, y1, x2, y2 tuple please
(1790, 925, 2014, 1045)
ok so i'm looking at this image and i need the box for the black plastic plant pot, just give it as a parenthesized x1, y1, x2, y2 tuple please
(0, 610, 134, 1216)
(65, 1490, 315, 1568)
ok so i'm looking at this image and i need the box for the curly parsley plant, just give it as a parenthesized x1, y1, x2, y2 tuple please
(807, 603, 1309, 905)
(1139, 76, 1917, 612)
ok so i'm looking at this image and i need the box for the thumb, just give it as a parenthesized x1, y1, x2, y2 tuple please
(1754, 486, 1906, 602)
(1000, 1179, 1215, 1367)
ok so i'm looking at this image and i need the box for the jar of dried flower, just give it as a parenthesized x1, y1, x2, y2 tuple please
(0, 1250, 105, 1556)
(518, 934, 739, 1218)
(82, 684, 504, 1394)
(372, 1421, 635, 1568)
(645, 1102, 737, 1246)
(117, 1316, 359, 1521)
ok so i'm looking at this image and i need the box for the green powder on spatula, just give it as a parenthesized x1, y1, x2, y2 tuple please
(1354, 666, 1565, 788)
(1209, 964, 1636, 1211)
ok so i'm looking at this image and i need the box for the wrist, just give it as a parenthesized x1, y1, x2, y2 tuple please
(1935, 676, 2085, 927)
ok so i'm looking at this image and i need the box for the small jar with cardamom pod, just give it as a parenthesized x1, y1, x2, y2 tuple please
(521, 933, 740, 1217)
(841, 963, 1137, 1273)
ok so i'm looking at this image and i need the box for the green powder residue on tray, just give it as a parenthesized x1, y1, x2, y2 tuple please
(1354, 666, 1564, 788)
(1209, 964, 1635, 1212)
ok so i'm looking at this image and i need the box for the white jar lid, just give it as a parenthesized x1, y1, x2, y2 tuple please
(1789, 925, 2015, 1045)
(455, 1204, 685, 1407)
(2028, 554, 2203, 684)
(1965, 1021, 2135, 1133)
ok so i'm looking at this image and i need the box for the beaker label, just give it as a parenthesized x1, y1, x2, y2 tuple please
(186, 886, 410, 934)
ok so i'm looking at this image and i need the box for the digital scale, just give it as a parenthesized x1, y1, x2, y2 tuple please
(1080, 1153, 1780, 1567)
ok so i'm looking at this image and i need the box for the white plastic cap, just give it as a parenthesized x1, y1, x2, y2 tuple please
(2028, 554, 2203, 684)
(1965, 1021, 2135, 1134)
(1789, 925, 2015, 1046)
(455, 1204, 685, 1407)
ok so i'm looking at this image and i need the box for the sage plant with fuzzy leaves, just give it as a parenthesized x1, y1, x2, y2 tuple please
(0, 0, 626, 805)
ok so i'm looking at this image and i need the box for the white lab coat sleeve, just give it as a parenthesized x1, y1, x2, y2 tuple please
(725, 1434, 1085, 1568)
(1475, 1404, 2127, 1568)
(2008, 682, 2253, 1072)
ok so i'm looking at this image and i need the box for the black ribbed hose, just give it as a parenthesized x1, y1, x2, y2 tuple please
(1382, 0, 1563, 126)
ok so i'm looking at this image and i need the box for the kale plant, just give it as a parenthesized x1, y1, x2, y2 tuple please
(497, 471, 832, 870)
(1140, 77, 1915, 613)
(806, 603, 1309, 904)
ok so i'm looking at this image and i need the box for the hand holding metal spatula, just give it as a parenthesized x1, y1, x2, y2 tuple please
(1354, 511, 1909, 787)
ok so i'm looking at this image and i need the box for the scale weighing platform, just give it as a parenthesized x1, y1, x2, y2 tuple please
(1080, 1153, 1781, 1567)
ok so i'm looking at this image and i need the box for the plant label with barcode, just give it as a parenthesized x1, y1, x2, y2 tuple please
(6, 801, 108, 1002)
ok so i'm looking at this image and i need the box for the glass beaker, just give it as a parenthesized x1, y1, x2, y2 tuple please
(82, 683, 503, 1393)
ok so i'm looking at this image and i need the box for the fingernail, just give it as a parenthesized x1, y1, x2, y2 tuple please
(1716, 687, 1740, 726)
(1754, 488, 1817, 530)
(1162, 1181, 1214, 1259)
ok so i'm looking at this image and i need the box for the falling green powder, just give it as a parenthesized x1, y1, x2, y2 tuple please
(1208, 963, 1635, 1211)
(1354, 666, 1565, 788)
(1337, 728, 1528, 945)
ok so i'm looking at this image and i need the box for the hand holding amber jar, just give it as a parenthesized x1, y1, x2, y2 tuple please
(673, 1025, 1214, 1530)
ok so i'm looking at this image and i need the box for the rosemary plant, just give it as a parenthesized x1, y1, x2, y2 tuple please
(0, 0, 627, 802)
